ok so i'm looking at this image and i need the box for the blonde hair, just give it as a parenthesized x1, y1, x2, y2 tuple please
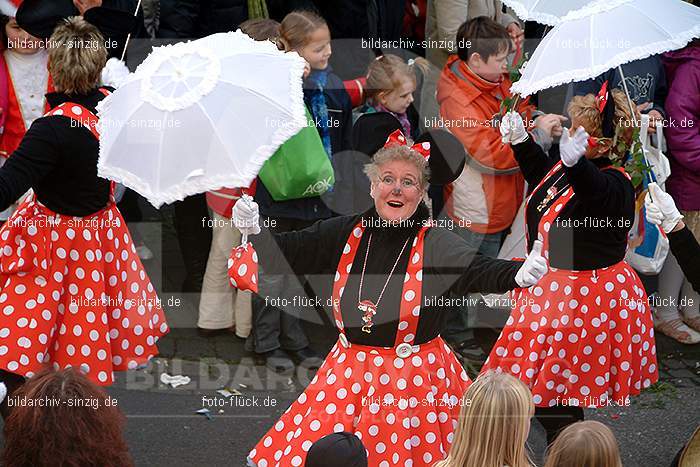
(363, 143, 430, 190)
(48, 17, 107, 95)
(544, 421, 622, 467)
(567, 89, 640, 141)
(365, 54, 429, 105)
(277, 10, 327, 52)
(435, 371, 534, 467)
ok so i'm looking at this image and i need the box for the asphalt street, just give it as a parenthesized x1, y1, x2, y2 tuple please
(0, 206, 698, 467)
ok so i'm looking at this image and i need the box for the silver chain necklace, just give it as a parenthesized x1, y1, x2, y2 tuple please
(357, 233, 411, 333)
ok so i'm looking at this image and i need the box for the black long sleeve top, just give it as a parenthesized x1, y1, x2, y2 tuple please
(253, 203, 522, 347)
(0, 89, 112, 216)
(668, 226, 700, 294)
(513, 137, 636, 270)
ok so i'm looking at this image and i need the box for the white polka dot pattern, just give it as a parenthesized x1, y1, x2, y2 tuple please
(248, 337, 469, 466)
(0, 196, 168, 385)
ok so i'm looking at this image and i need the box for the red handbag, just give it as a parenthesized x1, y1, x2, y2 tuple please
(227, 242, 259, 293)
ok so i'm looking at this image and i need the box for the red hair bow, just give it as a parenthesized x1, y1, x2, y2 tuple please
(384, 130, 431, 161)
(596, 80, 609, 113)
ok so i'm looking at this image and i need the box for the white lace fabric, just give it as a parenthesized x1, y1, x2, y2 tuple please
(511, 0, 700, 96)
(96, 31, 307, 208)
(5, 49, 49, 129)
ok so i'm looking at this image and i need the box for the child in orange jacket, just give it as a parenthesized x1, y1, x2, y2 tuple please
(437, 16, 565, 244)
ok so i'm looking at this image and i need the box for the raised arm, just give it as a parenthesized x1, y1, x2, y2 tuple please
(232, 197, 346, 276)
(425, 228, 546, 296)
(500, 111, 558, 186)
(646, 183, 700, 293)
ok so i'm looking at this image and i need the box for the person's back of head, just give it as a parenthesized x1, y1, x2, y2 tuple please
(544, 420, 622, 467)
(305, 432, 367, 467)
(2, 368, 133, 467)
(239, 18, 280, 43)
(48, 16, 107, 95)
(436, 370, 534, 467)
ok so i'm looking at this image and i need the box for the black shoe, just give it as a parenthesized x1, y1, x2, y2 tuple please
(286, 347, 324, 370)
(196, 327, 235, 338)
(263, 349, 295, 373)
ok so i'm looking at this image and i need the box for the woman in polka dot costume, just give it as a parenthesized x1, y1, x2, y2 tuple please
(0, 18, 167, 415)
(491, 89, 658, 443)
(236, 131, 548, 466)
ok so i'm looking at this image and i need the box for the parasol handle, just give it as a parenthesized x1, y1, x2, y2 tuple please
(119, 0, 143, 62)
(617, 65, 638, 128)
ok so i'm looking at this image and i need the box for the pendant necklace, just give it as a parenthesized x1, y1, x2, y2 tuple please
(357, 233, 410, 333)
(537, 171, 569, 212)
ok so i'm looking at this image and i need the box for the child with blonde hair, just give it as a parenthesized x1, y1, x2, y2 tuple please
(247, 11, 352, 372)
(544, 421, 623, 467)
(435, 371, 535, 467)
(276, 10, 352, 163)
(363, 54, 428, 139)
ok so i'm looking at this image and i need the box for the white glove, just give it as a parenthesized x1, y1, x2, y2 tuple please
(515, 240, 548, 288)
(101, 58, 131, 88)
(560, 126, 589, 167)
(645, 182, 683, 234)
(232, 194, 261, 236)
(500, 111, 529, 145)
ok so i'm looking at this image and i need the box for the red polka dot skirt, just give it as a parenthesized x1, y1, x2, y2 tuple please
(249, 224, 471, 466)
(0, 196, 168, 385)
(482, 162, 658, 408)
(482, 264, 658, 408)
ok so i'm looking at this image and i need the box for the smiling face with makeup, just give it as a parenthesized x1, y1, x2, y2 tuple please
(370, 158, 425, 222)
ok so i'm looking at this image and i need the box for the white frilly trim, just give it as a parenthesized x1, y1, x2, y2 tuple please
(512, 26, 700, 96)
(503, 0, 631, 26)
(96, 34, 307, 208)
(138, 43, 221, 112)
(560, 0, 631, 22)
(501, 0, 562, 26)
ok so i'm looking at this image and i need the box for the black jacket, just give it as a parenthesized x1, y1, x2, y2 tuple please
(313, 0, 405, 40)
(158, 0, 248, 39)
(0, 89, 112, 216)
(668, 227, 700, 294)
(513, 137, 635, 270)
(253, 203, 521, 347)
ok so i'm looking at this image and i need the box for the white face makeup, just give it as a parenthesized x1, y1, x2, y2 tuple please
(370, 160, 424, 222)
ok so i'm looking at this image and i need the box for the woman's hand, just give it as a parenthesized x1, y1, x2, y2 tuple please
(645, 182, 684, 233)
(500, 111, 528, 145)
(534, 114, 567, 138)
(232, 195, 261, 236)
(515, 240, 548, 288)
(507, 22, 524, 49)
(560, 126, 589, 167)
(101, 58, 130, 88)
